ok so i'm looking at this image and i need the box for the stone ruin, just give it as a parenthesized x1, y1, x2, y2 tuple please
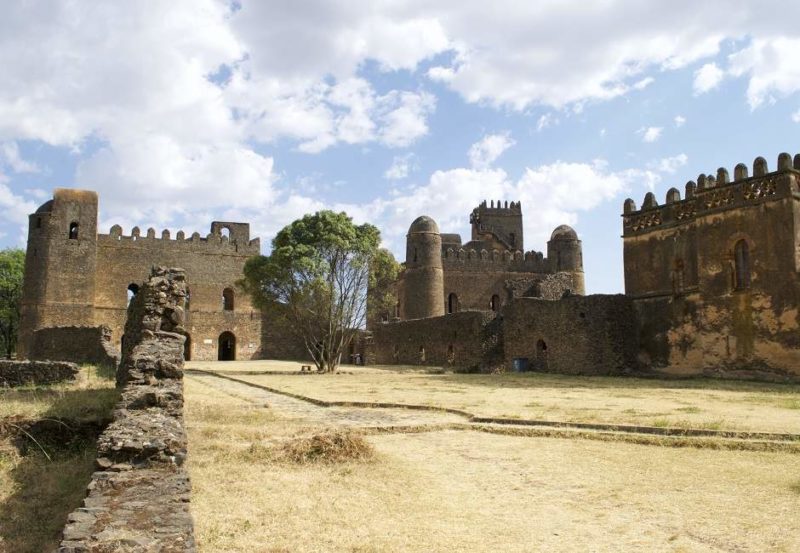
(59, 266, 196, 552)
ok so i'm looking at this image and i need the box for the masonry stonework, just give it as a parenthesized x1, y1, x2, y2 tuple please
(19, 189, 262, 362)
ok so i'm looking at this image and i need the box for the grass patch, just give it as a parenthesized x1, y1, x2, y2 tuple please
(675, 406, 702, 414)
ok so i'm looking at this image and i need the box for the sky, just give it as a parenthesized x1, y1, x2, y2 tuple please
(2, 1, 800, 293)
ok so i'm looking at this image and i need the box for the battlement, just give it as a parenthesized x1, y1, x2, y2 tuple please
(622, 152, 800, 236)
(470, 200, 524, 250)
(442, 247, 550, 273)
(98, 223, 260, 255)
(472, 199, 522, 214)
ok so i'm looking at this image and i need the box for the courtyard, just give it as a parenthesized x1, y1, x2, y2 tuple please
(184, 361, 800, 552)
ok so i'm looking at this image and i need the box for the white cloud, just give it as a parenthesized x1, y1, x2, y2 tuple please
(633, 77, 655, 90)
(728, 37, 800, 108)
(674, 115, 686, 127)
(693, 62, 725, 95)
(536, 113, 558, 132)
(0, 141, 39, 174)
(792, 109, 800, 123)
(638, 127, 663, 143)
(647, 153, 688, 174)
(384, 154, 416, 180)
(468, 132, 516, 170)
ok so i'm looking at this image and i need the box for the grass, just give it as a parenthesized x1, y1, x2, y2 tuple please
(188, 360, 800, 434)
(0, 364, 117, 552)
(0, 364, 118, 422)
(184, 374, 800, 552)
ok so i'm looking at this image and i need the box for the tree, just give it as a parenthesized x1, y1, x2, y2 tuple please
(0, 248, 25, 359)
(367, 248, 401, 325)
(241, 211, 383, 372)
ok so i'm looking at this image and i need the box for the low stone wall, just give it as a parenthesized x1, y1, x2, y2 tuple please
(504, 294, 638, 375)
(0, 359, 79, 387)
(59, 267, 196, 552)
(370, 311, 500, 371)
(30, 325, 120, 369)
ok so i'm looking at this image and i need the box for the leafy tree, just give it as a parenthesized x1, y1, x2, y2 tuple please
(241, 211, 383, 372)
(0, 248, 25, 358)
(367, 248, 401, 325)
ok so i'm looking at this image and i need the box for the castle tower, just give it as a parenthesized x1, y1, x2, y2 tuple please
(547, 225, 585, 295)
(18, 189, 99, 356)
(402, 216, 445, 320)
(469, 200, 524, 250)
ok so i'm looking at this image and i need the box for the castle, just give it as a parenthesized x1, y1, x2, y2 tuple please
(16, 152, 800, 380)
(18, 189, 262, 363)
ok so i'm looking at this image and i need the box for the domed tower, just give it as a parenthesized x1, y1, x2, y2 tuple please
(547, 225, 585, 295)
(402, 216, 445, 320)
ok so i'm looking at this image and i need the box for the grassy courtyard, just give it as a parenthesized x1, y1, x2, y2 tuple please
(188, 360, 800, 434)
(184, 361, 800, 552)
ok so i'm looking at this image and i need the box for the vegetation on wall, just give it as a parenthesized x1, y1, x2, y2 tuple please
(0, 248, 24, 358)
(241, 211, 386, 372)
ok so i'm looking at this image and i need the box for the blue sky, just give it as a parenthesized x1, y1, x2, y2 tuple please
(2, 1, 800, 293)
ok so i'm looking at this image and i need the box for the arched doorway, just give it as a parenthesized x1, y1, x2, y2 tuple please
(218, 332, 236, 361)
(184, 335, 192, 361)
(447, 293, 459, 314)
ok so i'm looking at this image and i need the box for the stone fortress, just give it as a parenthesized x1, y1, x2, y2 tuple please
(16, 151, 800, 380)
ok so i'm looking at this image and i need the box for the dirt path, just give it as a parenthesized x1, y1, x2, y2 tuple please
(186, 371, 467, 429)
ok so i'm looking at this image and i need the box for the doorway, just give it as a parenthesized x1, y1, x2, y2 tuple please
(218, 332, 236, 361)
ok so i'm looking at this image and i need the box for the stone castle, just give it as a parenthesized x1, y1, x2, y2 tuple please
(16, 152, 800, 380)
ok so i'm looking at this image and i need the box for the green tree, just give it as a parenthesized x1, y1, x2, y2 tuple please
(367, 248, 401, 325)
(241, 211, 382, 372)
(0, 248, 25, 359)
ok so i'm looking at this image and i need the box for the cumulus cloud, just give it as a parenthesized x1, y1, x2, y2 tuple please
(728, 37, 800, 108)
(674, 115, 686, 127)
(638, 127, 663, 143)
(693, 62, 725, 95)
(648, 153, 688, 174)
(1, 142, 40, 174)
(384, 154, 417, 180)
(468, 132, 516, 170)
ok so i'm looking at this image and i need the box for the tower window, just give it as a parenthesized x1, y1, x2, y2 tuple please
(222, 287, 235, 311)
(69, 221, 79, 240)
(734, 240, 751, 290)
(490, 294, 501, 312)
(36, 217, 42, 229)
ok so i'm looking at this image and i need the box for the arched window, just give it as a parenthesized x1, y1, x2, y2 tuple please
(222, 287, 235, 311)
(734, 240, 751, 290)
(184, 287, 191, 312)
(447, 344, 455, 365)
(36, 217, 42, 229)
(418, 346, 426, 363)
(220, 227, 230, 239)
(447, 293, 458, 314)
(127, 283, 139, 306)
(536, 339, 547, 354)
(68, 221, 79, 240)
(490, 294, 501, 312)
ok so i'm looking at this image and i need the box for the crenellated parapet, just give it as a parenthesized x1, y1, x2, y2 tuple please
(442, 247, 550, 273)
(98, 222, 260, 255)
(622, 152, 800, 236)
(470, 199, 524, 250)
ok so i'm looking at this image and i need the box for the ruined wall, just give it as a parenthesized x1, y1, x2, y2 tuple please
(624, 153, 800, 378)
(59, 267, 195, 551)
(504, 295, 638, 375)
(370, 311, 500, 371)
(29, 325, 119, 368)
(0, 360, 79, 387)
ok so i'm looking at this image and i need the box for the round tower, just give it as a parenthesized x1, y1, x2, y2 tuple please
(547, 225, 585, 295)
(402, 216, 445, 320)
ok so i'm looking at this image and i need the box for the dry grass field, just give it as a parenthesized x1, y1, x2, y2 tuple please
(187, 360, 800, 434)
(0, 366, 117, 553)
(184, 363, 800, 552)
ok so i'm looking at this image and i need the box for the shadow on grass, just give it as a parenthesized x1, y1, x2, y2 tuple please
(0, 383, 118, 552)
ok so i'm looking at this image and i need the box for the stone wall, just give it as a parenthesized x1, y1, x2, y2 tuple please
(29, 325, 120, 368)
(370, 311, 500, 371)
(0, 360, 79, 387)
(503, 295, 638, 375)
(59, 267, 195, 552)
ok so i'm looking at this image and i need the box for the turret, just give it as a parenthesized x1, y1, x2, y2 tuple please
(18, 189, 99, 356)
(547, 225, 585, 295)
(402, 216, 445, 319)
(469, 200, 523, 250)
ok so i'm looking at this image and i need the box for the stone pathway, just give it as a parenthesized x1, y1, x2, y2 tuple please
(186, 371, 466, 429)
